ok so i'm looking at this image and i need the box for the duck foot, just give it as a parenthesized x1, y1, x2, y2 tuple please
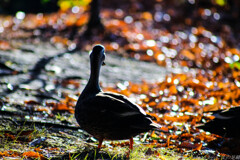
(129, 137, 133, 150)
(97, 138, 103, 149)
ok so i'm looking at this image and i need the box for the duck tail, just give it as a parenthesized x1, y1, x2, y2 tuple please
(150, 122, 161, 128)
(150, 123, 169, 133)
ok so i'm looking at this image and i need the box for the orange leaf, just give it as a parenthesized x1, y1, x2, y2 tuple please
(156, 102, 168, 109)
(36, 106, 51, 114)
(193, 143, 203, 151)
(180, 49, 195, 60)
(159, 126, 169, 133)
(181, 133, 193, 139)
(141, 12, 153, 20)
(49, 147, 60, 151)
(49, 102, 74, 113)
(0, 151, 10, 156)
(203, 104, 220, 112)
(22, 151, 40, 158)
(228, 48, 240, 55)
(0, 41, 11, 50)
(166, 135, 172, 147)
(169, 85, 177, 94)
(148, 101, 156, 107)
(34, 147, 43, 152)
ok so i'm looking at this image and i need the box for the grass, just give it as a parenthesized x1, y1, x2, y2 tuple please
(129, 145, 206, 160)
(0, 120, 207, 160)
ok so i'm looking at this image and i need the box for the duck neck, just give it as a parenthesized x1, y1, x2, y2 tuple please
(85, 63, 102, 94)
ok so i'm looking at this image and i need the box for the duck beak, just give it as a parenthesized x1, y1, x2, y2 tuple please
(102, 62, 106, 66)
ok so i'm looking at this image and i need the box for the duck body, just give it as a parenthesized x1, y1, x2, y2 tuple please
(75, 45, 160, 148)
(75, 91, 158, 140)
(198, 106, 240, 138)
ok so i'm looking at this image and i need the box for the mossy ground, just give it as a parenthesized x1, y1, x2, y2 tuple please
(0, 120, 206, 160)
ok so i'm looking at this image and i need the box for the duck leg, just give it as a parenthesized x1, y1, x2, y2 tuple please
(97, 138, 103, 149)
(129, 137, 133, 150)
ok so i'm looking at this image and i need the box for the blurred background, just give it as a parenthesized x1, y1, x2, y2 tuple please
(0, 0, 239, 34)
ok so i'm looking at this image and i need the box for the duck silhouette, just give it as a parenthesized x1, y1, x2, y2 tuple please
(75, 44, 161, 150)
(198, 106, 240, 138)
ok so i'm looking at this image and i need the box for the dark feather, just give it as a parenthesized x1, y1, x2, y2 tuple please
(197, 106, 240, 138)
(76, 92, 159, 140)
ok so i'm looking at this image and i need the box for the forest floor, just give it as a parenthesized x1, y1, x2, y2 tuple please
(1, 0, 240, 159)
(0, 41, 194, 160)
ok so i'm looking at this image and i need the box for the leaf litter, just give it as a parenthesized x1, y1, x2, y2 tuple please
(0, 0, 240, 159)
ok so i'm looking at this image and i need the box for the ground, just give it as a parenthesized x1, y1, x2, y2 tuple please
(0, 42, 182, 159)
(1, 0, 240, 159)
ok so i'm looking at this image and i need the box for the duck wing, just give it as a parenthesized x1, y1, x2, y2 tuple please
(103, 92, 150, 117)
(212, 106, 240, 119)
(81, 92, 159, 131)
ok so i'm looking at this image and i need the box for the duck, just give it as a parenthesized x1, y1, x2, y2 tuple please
(197, 106, 240, 138)
(75, 44, 161, 150)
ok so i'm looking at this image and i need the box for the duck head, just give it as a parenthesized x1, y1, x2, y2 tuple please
(81, 44, 105, 95)
(90, 44, 106, 67)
